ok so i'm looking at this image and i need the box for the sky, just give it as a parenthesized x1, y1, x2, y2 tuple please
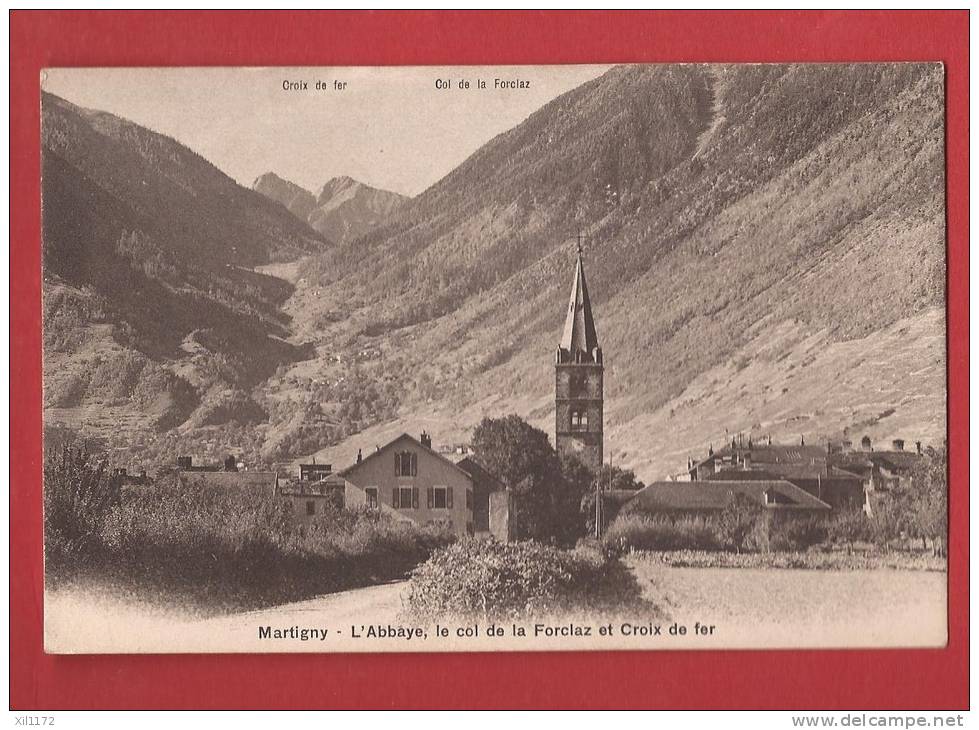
(43, 65, 611, 197)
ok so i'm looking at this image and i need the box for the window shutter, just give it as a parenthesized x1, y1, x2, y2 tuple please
(427, 487, 434, 509)
(446, 487, 454, 509)
(395, 452, 401, 476)
(411, 453, 417, 476)
(412, 488, 419, 509)
(392, 487, 400, 508)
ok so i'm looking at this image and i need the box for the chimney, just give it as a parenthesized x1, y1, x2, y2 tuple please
(420, 431, 432, 449)
(916, 441, 922, 455)
(357, 448, 363, 464)
(892, 439, 905, 451)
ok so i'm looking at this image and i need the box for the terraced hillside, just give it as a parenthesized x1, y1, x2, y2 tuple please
(42, 65, 947, 480)
(285, 64, 945, 480)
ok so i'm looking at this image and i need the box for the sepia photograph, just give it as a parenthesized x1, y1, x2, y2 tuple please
(39, 63, 948, 654)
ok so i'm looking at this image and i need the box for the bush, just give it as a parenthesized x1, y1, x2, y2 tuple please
(717, 493, 766, 553)
(606, 511, 832, 554)
(769, 516, 829, 552)
(603, 514, 722, 554)
(44, 444, 121, 566)
(51, 471, 454, 611)
(827, 510, 874, 544)
(405, 539, 646, 620)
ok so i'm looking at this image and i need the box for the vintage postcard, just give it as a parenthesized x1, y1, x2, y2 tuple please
(40, 64, 947, 654)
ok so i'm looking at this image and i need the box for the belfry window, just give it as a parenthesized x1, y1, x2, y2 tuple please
(571, 410, 588, 431)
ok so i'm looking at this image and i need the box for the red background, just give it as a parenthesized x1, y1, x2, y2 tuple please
(10, 10, 970, 710)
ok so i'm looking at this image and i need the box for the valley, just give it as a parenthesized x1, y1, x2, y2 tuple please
(42, 63, 947, 482)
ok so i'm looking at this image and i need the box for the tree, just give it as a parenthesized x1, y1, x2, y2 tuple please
(907, 444, 948, 555)
(593, 464, 646, 493)
(471, 415, 580, 544)
(717, 493, 765, 553)
(559, 454, 596, 542)
(44, 443, 121, 561)
(580, 465, 645, 536)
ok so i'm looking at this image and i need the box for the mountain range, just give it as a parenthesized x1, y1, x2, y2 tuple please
(41, 91, 326, 442)
(252, 172, 407, 246)
(41, 64, 946, 481)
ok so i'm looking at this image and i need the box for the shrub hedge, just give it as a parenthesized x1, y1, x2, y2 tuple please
(604, 512, 836, 555)
(46, 465, 453, 612)
(404, 539, 647, 620)
(603, 514, 722, 554)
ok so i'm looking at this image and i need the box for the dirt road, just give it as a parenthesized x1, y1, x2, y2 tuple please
(46, 581, 409, 653)
(45, 563, 947, 653)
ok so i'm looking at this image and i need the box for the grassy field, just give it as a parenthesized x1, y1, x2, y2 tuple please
(626, 553, 947, 648)
(644, 549, 947, 571)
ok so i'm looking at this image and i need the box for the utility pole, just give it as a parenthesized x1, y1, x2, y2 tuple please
(595, 452, 612, 540)
(594, 467, 602, 539)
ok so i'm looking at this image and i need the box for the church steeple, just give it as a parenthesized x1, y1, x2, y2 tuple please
(559, 250, 600, 359)
(554, 243, 604, 472)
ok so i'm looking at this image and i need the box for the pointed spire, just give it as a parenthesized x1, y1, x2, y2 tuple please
(559, 249, 599, 358)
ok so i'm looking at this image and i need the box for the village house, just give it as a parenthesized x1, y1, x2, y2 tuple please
(337, 432, 477, 538)
(451, 454, 507, 533)
(277, 469, 346, 523)
(622, 479, 832, 519)
(299, 462, 333, 483)
(684, 434, 927, 517)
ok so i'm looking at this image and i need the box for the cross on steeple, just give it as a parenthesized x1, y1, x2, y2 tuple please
(575, 229, 586, 256)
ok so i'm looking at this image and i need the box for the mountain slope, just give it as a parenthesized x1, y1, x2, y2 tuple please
(252, 172, 318, 221)
(41, 92, 327, 447)
(252, 173, 407, 246)
(288, 63, 945, 480)
(42, 65, 946, 481)
(308, 176, 407, 245)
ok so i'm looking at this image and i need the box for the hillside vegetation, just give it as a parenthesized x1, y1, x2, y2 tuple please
(43, 65, 947, 480)
(41, 92, 327, 456)
(289, 64, 946, 479)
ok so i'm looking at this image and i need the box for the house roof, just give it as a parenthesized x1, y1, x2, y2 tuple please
(278, 473, 346, 496)
(709, 464, 864, 482)
(177, 471, 278, 491)
(603, 489, 642, 506)
(339, 433, 474, 482)
(690, 442, 835, 476)
(625, 480, 831, 513)
(452, 455, 506, 492)
(868, 450, 922, 472)
(832, 453, 875, 469)
(559, 251, 599, 357)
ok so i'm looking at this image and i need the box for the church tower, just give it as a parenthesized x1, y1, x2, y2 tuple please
(554, 246, 603, 472)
